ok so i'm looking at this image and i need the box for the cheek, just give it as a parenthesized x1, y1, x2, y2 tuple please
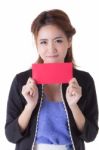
(63, 51, 68, 58)
(62, 44, 69, 54)
(57, 43, 68, 50)
(38, 48, 46, 57)
(58, 45, 68, 53)
(60, 49, 68, 58)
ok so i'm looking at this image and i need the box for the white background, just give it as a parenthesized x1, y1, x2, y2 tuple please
(0, 0, 99, 149)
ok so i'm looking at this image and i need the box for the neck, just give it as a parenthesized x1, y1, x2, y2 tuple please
(44, 83, 61, 89)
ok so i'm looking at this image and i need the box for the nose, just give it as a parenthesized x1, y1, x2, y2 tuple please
(48, 42, 57, 53)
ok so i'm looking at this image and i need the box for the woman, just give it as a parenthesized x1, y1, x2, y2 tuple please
(5, 9, 98, 150)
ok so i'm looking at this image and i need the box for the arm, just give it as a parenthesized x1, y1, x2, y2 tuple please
(69, 104, 85, 132)
(5, 76, 38, 143)
(66, 78, 85, 131)
(80, 75, 98, 142)
(18, 77, 38, 131)
(5, 76, 26, 143)
(18, 104, 35, 132)
(66, 76, 98, 142)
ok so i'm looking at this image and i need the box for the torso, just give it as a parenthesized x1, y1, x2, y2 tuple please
(43, 84, 62, 102)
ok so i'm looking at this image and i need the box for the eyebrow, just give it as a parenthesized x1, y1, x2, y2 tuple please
(40, 36, 63, 41)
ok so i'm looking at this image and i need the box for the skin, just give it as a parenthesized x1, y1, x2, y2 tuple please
(36, 25, 71, 63)
(18, 25, 85, 132)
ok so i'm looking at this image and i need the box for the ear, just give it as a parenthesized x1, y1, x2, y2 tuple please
(68, 38, 72, 49)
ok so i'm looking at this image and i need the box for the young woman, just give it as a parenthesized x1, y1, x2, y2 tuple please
(5, 9, 98, 150)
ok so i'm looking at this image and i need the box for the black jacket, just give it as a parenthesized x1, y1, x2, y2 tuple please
(5, 69, 98, 150)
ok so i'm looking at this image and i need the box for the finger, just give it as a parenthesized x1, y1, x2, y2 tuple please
(27, 77, 36, 85)
(69, 83, 77, 89)
(69, 78, 78, 85)
(22, 84, 35, 97)
(71, 90, 77, 96)
(29, 88, 35, 96)
(68, 81, 77, 91)
(69, 78, 80, 88)
(22, 85, 26, 95)
(67, 85, 77, 96)
(27, 84, 36, 95)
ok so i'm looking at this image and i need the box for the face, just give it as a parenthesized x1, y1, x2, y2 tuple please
(36, 25, 72, 63)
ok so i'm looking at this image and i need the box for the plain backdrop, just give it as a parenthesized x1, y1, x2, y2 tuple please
(0, 0, 99, 149)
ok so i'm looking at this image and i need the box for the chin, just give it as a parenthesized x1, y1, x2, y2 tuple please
(44, 57, 64, 63)
(44, 60, 64, 63)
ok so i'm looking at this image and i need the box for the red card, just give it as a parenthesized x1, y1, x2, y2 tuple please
(32, 62, 73, 84)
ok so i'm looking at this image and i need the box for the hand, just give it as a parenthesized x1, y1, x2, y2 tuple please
(22, 77, 39, 109)
(66, 78, 82, 107)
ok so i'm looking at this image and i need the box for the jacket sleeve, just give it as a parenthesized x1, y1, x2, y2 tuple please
(80, 74, 99, 142)
(5, 75, 29, 143)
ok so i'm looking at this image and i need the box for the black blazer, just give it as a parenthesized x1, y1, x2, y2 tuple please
(5, 69, 98, 150)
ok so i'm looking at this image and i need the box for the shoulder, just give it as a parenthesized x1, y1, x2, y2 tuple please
(16, 69, 32, 79)
(13, 69, 32, 86)
(73, 68, 95, 87)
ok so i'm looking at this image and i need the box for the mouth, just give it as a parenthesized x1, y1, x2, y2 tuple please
(46, 54, 59, 58)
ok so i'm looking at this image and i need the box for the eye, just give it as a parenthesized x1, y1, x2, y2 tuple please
(56, 39, 63, 43)
(40, 41, 47, 44)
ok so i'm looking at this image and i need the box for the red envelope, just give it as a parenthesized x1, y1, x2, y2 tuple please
(32, 62, 73, 84)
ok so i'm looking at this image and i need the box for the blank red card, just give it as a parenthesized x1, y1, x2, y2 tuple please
(32, 62, 73, 84)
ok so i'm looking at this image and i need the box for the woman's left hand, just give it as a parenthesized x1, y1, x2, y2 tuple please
(66, 78, 82, 107)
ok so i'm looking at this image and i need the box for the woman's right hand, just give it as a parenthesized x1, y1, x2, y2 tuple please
(22, 77, 39, 109)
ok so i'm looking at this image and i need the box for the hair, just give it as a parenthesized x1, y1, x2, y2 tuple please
(31, 9, 76, 66)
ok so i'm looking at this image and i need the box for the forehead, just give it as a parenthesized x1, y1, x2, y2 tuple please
(37, 25, 66, 40)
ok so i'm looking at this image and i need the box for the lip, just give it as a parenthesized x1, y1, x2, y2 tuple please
(46, 55, 59, 57)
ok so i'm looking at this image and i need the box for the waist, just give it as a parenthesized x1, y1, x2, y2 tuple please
(34, 144, 72, 150)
